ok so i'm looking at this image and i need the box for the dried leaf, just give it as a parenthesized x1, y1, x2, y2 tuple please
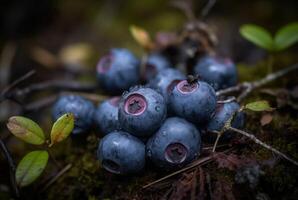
(16, 150, 49, 187)
(260, 114, 273, 126)
(130, 25, 154, 49)
(245, 100, 274, 112)
(49, 113, 74, 147)
(213, 153, 255, 171)
(7, 116, 45, 145)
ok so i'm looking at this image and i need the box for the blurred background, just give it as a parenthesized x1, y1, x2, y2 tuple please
(0, 0, 298, 199)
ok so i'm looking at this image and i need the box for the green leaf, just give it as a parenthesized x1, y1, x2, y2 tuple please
(274, 22, 298, 51)
(7, 116, 45, 145)
(240, 24, 274, 51)
(16, 150, 49, 187)
(49, 113, 74, 147)
(245, 100, 274, 112)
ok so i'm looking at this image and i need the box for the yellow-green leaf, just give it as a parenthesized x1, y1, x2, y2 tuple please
(49, 113, 74, 147)
(274, 22, 298, 51)
(130, 25, 154, 49)
(6, 116, 45, 145)
(240, 24, 274, 51)
(245, 100, 274, 112)
(16, 150, 49, 187)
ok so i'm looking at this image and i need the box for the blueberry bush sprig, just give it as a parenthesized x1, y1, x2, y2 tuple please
(6, 113, 74, 187)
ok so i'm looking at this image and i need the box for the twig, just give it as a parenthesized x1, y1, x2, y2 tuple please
(201, 0, 217, 17)
(0, 139, 20, 198)
(216, 63, 298, 101)
(228, 127, 298, 166)
(0, 70, 36, 103)
(143, 156, 213, 189)
(13, 80, 96, 99)
(40, 163, 72, 192)
(172, 0, 196, 21)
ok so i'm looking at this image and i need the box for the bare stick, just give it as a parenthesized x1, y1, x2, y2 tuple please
(142, 155, 213, 189)
(228, 127, 298, 166)
(201, 0, 217, 17)
(0, 70, 36, 102)
(216, 63, 298, 101)
(0, 139, 20, 198)
(40, 163, 72, 192)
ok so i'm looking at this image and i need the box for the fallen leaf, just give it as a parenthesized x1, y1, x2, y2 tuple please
(260, 114, 273, 126)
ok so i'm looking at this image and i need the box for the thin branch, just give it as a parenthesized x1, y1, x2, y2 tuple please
(143, 156, 213, 189)
(0, 139, 20, 198)
(216, 63, 298, 101)
(0, 70, 36, 102)
(228, 127, 298, 166)
(40, 163, 72, 192)
(13, 80, 96, 99)
(201, 0, 217, 17)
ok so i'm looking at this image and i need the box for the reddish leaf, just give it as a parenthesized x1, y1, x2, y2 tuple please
(213, 153, 255, 171)
(260, 114, 273, 126)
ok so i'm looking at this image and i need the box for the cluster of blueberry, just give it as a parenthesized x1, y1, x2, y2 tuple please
(52, 48, 245, 175)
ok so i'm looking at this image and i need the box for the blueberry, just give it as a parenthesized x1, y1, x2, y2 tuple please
(169, 79, 217, 124)
(143, 53, 171, 81)
(94, 96, 120, 135)
(193, 55, 238, 90)
(204, 100, 245, 143)
(52, 95, 95, 135)
(148, 68, 186, 103)
(118, 86, 167, 137)
(96, 48, 140, 93)
(146, 117, 201, 169)
(97, 131, 145, 175)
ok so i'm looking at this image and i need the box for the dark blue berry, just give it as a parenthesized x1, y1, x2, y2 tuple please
(118, 87, 167, 137)
(204, 100, 245, 143)
(148, 68, 186, 103)
(169, 79, 217, 124)
(97, 131, 145, 175)
(193, 55, 238, 90)
(94, 96, 120, 135)
(146, 117, 201, 169)
(143, 53, 170, 81)
(96, 48, 140, 93)
(52, 95, 95, 135)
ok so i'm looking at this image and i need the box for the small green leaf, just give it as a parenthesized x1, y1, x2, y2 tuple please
(16, 150, 49, 187)
(274, 22, 298, 51)
(7, 116, 45, 145)
(245, 100, 274, 112)
(49, 113, 74, 147)
(240, 24, 274, 51)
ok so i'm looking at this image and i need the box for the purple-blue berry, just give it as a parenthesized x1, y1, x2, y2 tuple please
(169, 79, 217, 124)
(96, 48, 140, 93)
(193, 55, 238, 90)
(146, 117, 201, 169)
(94, 96, 120, 135)
(204, 100, 245, 143)
(143, 53, 171, 81)
(118, 87, 167, 137)
(52, 95, 95, 135)
(97, 131, 145, 175)
(148, 68, 186, 103)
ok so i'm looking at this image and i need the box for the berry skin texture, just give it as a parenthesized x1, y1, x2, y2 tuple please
(96, 48, 140, 93)
(169, 79, 217, 124)
(146, 117, 201, 169)
(118, 87, 167, 137)
(94, 96, 120, 135)
(97, 131, 145, 175)
(205, 101, 245, 143)
(148, 68, 186, 103)
(193, 55, 238, 90)
(143, 53, 171, 81)
(52, 95, 95, 135)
